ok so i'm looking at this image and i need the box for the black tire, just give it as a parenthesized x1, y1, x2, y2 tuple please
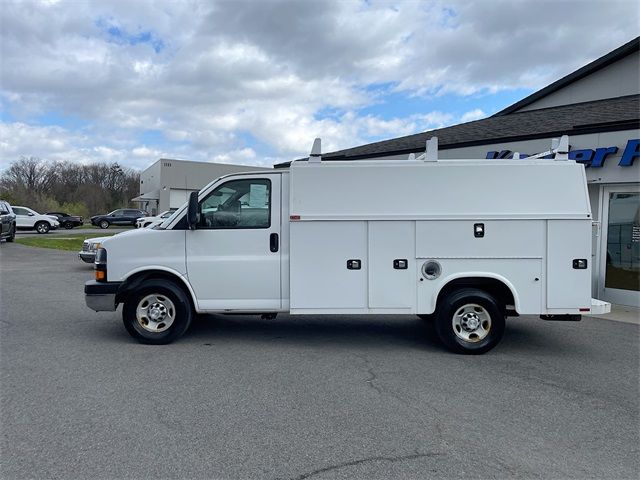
(122, 279, 193, 345)
(35, 221, 50, 234)
(99, 220, 110, 229)
(6, 224, 15, 242)
(435, 288, 505, 354)
(64, 221, 74, 229)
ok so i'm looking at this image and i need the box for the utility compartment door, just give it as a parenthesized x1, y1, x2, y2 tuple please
(547, 220, 592, 309)
(368, 221, 415, 309)
(290, 221, 367, 311)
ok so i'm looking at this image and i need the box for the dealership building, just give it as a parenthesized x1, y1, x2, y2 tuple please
(277, 37, 640, 307)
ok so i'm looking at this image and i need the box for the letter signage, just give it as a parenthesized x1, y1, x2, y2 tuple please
(486, 139, 639, 167)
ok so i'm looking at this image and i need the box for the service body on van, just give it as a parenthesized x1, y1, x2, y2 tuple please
(85, 137, 610, 353)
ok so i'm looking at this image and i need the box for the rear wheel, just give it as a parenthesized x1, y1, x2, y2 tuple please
(123, 279, 193, 344)
(35, 221, 50, 234)
(435, 289, 505, 354)
(99, 220, 110, 229)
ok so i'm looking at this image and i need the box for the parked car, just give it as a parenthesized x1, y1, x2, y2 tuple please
(79, 236, 109, 263)
(0, 200, 16, 242)
(12, 206, 59, 233)
(135, 209, 177, 229)
(90, 209, 147, 229)
(46, 212, 83, 229)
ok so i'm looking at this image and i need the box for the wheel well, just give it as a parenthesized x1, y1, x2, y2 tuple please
(116, 270, 195, 309)
(436, 277, 516, 314)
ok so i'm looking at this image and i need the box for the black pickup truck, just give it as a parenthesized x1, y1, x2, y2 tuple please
(90, 209, 147, 229)
(46, 212, 84, 229)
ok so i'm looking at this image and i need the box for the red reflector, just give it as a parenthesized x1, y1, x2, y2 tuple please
(290, 215, 301, 221)
(579, 308, 590, 312)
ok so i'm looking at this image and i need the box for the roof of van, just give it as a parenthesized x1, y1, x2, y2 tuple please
(289, 159, 591, 220)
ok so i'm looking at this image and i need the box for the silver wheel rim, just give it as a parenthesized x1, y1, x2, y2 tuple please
(452, 303, 491, 343)
(136, 294, 176, 333)
(37, 223, 48, 233)
(100, 221, 108, 228)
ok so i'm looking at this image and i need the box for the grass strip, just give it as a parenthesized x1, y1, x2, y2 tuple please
(15, 233, 117, 252)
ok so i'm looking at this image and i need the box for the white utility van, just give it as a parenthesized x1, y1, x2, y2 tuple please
(85, 136, 610, 354)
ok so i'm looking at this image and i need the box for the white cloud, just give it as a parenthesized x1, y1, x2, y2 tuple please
(0, 0, 637, 170)
(460, 109, 486, 123)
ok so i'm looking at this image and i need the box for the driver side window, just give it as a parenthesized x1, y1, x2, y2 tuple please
(199, 179, 271, 229)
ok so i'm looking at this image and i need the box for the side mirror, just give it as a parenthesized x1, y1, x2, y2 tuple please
(0, 210, 8, 215)
(187, 191, 199, 230)
(28, 212, 35, 216)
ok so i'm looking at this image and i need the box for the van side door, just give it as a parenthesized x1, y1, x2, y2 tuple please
(186, 174, 282, 311)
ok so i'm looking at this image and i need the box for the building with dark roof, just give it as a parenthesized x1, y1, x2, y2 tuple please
(277, 37, 640, 306)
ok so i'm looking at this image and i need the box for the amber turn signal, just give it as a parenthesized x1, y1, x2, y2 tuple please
(95, 270, 106, 281)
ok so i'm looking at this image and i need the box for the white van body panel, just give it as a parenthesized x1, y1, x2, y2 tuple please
(102, 228, 187, 281)
(288, 160, 590, 220)
(288, 159, 592, 315)
(547, 220, 592, 309)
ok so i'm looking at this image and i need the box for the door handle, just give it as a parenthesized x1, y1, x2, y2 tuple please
(270, 233, 279, 252)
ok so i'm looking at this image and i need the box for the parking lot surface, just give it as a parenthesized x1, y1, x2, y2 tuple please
(1, 243, 639, 479)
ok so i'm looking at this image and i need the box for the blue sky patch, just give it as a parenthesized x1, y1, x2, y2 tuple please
(358, 87, 534, 123)
(96, 18, 165, 53)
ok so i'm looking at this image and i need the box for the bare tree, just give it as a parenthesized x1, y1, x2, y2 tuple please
(0, 157, 141, 215)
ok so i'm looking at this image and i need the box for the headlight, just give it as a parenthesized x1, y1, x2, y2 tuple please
(95, 248, 107, 281)
(92, 242, 102, 250)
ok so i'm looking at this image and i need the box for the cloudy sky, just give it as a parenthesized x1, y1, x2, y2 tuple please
(0, 0, 638, 170)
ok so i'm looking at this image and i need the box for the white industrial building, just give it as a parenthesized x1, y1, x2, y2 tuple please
(277, 37, 640, 307)
(134, 159, 269, 215)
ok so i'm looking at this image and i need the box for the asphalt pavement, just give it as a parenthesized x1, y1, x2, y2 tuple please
(1, 243, 639, 479)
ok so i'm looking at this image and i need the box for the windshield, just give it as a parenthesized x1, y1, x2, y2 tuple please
(155, 208, 180, 229)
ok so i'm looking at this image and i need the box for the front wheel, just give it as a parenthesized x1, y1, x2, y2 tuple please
(435, 289, 505, 354)
(122, 279, 193, 344)
(6, 224, 15, 242)
(35, 221, 50, 234)
(64, 221, 74, 229)
(99, 220, 110, 229)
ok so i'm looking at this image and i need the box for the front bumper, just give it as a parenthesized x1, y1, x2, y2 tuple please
(85, 280, 121, 312)
(78, 251, 96, 263)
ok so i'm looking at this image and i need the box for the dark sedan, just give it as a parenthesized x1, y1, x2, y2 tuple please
(90, 209, 147, 229)
(46, 212, 84, 229)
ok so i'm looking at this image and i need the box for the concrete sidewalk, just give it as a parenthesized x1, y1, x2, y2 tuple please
(588, 303, 640, 325)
